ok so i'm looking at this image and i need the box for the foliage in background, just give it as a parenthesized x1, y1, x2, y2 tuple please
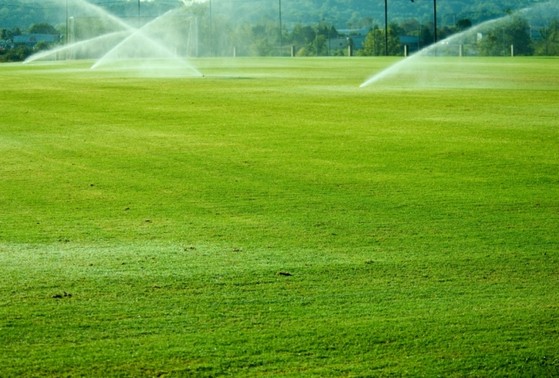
(478, 15, 534, 56)
(0, 0, 551, 29)
(536, 19, 559, 55)
(1, 0, 559, 59)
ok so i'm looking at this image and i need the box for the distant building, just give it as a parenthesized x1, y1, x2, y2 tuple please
(399, 35, 420, 53)
(13, 34, 59, 47)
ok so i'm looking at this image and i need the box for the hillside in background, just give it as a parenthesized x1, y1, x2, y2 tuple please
(0, 0, 551, 30)
(2, 0, 557, 60)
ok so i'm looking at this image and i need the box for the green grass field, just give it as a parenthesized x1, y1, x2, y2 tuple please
(1, 57, 558, 376)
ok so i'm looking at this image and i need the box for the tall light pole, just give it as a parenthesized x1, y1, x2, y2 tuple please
(209, 0, 213, 56)
(433, 0, 437, 42)
(384, 0, 388, 56)
(278, 0, 283, 56)
(66, 0, 69, 44)
(137, 0, 141, 18)
(411, 0, 437, 43)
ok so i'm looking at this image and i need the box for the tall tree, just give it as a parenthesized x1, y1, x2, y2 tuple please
(535, 19, 559, 56)
(361, 23, 402, 56)
(29, 23, 59, 35)
(479, 15, 533, 56)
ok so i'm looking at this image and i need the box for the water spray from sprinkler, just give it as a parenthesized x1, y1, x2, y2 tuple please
(24, 0, 202, 77)
(359, 1, 558, 89)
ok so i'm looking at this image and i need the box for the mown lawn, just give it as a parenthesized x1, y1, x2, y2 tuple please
(1, 57, 558, 376)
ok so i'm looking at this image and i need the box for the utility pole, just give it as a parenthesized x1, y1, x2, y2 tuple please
(66, 0, 69, 44)
(384, 0, 388, 56)
(279, 0, 283, 56)
(138, 0, 141, 18)
(411, 0, 437, 43)
(433, 0, 438, 42)
(209, 0, 213, 56)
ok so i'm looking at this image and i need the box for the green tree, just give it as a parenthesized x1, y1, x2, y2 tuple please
(456, 19, 473, 31)
(479, 15, 533, 56)
(0, 45, 32, 62)
(2, 27, 22, 39)
(34, 40, 50, 52)
(250, 21, 280, 56)
(535, 19, 559, 56)
(361, 26, 384, 56)
(287, 22, 337, 56)
(361, 24, 401, 56)
(507, 15, 533, 55)
(29, 23, 59, 35)
(419, 24, 434, 47)
(289, 24, 316, 49)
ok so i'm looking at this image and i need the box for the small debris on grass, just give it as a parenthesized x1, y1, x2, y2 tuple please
(52, 292, 73, 299)
(277, 271, 292, 277)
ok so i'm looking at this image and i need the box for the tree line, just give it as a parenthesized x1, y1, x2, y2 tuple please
(1, 0, 558, 61)
(0, 0, 550, 30)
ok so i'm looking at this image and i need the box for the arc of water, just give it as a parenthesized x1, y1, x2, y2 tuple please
(359, 1, 557, 88)
(87, 8, 202, 76)
(75, 0, 139, 34)
(359, 17, 503, 88)
(24, 0, 202, 76)
(90, 8, 199, 74)
(24, 30, 131, 64)
(24, 0, 137, 64)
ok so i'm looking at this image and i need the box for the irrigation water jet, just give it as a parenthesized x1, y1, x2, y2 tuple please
(24, 31, 129, 63)
(360, 1, 559, 89)
(24, 0, 203, 77)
